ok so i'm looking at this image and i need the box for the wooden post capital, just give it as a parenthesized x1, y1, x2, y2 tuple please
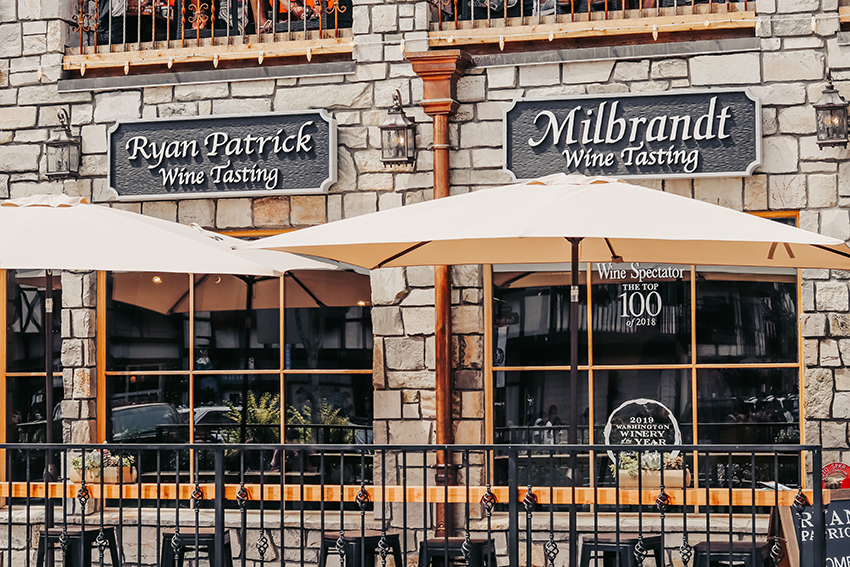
(406, 50, 471, 116)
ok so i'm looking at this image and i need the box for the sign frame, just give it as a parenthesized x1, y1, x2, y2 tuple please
(502, 88, 762, 181)
(105, 109, 338, 201)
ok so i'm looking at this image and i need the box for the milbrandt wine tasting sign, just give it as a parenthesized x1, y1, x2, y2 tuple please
(107, 111, 336, 200)
(504, 89, 761, 179)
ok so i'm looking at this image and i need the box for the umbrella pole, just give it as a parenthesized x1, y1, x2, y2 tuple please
(44, 269, 55, 534)
(568, 238, 582, 567)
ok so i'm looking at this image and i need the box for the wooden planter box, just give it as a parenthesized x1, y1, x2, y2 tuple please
(618, 469, 691, 488)
(71, 467, 136, 484)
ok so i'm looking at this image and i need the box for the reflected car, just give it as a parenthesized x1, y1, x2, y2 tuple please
(112, 402, 187, 443)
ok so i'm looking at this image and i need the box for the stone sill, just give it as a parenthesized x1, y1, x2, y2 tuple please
(428, 8, 755, 47)
(63, 36, 353, 74)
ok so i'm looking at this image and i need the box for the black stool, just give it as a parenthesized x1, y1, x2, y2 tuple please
(580, 535, 663, 567)
(160, 528, 234, 567)
(36, 527, 121, 567)
(319, 530, 403, 567)
(693, 541, 770, 567)
(418, 537, 497, 567)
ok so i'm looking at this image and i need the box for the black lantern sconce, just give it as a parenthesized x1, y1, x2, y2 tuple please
(379, 90, 416, 165)
(815, 70, 849, 149)
(45, 109, 81, 179)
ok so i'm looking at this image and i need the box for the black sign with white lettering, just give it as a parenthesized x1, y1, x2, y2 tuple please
(504, 89, 760, 179)
(107, 111, 336, 200)
(794, 497, 850, 567)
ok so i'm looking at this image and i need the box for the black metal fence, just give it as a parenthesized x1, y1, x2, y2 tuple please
(1, 443, 825, 567)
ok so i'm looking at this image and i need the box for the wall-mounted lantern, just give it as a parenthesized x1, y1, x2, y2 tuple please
(45, 109, 81, 179)
(815, 70, 849, 149)
(379, 90, 416, 165)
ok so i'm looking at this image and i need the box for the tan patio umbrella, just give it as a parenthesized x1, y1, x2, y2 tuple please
(245, 173, 850, 270)
(0, 195, 365, 458)
(248, 172, 846, 566)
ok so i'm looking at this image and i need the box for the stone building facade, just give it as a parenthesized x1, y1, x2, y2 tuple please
(0, 0, 849, 514)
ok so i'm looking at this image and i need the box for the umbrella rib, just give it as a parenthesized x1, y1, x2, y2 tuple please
(287, 272, 328, 309)
(498, 272, 534, 289)
(373, 241, 431, 270)
(167, 274, 211, 315)
(604, 238, 624, 263)
(814, 244, 850, 260)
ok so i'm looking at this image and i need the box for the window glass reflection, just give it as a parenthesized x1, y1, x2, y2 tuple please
(285, 373, 373, 444)
(107, 272, 190, 371)
(591, 263, 690, 365)
(285, 307, 373, 370)
(493, 370, 590, 444)
(493, 269, 589, 367)
(194, 274, 281, 371)
(695, 270, 797, 364)
(592, 369, 693, 446)
(696, 367, 798, 445)
(6, 270, 62, 372)
(193, 374, 280, 444)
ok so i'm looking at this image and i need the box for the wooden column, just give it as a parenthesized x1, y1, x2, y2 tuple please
(407, 49, 471, 537)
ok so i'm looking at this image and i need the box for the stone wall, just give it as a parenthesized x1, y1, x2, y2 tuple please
(1, 0, 849, 493)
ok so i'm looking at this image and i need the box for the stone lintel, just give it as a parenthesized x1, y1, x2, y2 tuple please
(406, 50, 471, 116)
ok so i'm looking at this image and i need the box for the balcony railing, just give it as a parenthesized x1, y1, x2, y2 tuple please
(65, 0, 353, 75)
(1, 443, 825, 567)
(429, 0, 755, 48)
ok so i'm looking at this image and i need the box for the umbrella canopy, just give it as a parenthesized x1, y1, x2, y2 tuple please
(246, 173, 850, 270)
(0, 194, 288, 276)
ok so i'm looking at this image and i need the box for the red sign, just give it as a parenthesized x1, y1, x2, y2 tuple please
(823, 462, 850, 489)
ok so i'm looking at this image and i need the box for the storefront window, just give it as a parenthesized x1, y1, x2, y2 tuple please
(491, 256, 801, 463)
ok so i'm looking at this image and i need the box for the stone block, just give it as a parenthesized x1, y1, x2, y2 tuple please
(94, 91, 141, 122)
(387, 420, 433, 444)
(651, 59, 687, 79)
(249, 196, 289, 228)
(215, 198, 252, 228)
(453, 334, 483, 370)
(406, 266, 434, 287)
(778, 106, 814, 135)
(690, 53, 760, 86)
(144, 86, 172, 104)
(837, 368, 850, 391)
(173, 83, 229, 101)
(763, 51, 823, 82)
(212, 98, 271, 115)
(454, 420, 482, 444)
(768, 174, 806, 209)
(761, 138, 799, 175)
(373, 338, 386, 388)
(385, 336, 425, 370)
(0, 144, 38, 172)
(461, 391, 484, 419)
(803, 338, 818, 367)
(401, 288, 434, 306)
(386, 370, 434, 389)
(373, 390, 402, 420)
(822, 421, 849, 449)
(834, 392, 850, 420)
(822, 338, 842, 366)
(177, 199, 215, 227)
(802, 313, 827, 337)
(830, 313, 850, 337)
(71, 309, 96, 338)
(809, 174, 838, 208)
(344, 192, 378, 218)
(459, 122, 502, 148)
(142, 201, 177, 222)
(275, 83, 372, 111)
(452, 265, 481, 287)
(0, 23, 22, 57)
(519, 64, 560, 87)
(372, 306, 404, 336)
(613, 60, 649, 81)
(487, 67, 515, 89)
(805, 367, 834, 419)
(379, 192, 403, 210)
(290, 195, 326, 225)
(402, 307, 434, 336)
(451, 305, 483, 334)
(231, 80, 275, 97)
(457, 75, 486, 102)
(817, 282, 849, 312)
(158, 102, 198, 117)
(80, 123, 107, 154)
(0, 106, 36, 130)
(693, 177, 743, 210)
(743, 175, 767, 211)
(561, 60, 614, 85)
(372, 4, 398, 33)
(70, 419, 96, 444)
(372, 268, 408, 307)
(821, 209, 850, 241)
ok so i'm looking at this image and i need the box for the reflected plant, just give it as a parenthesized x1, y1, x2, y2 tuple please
(224, 391, 281, 445)
(611, 451, 683, 478)
(286, 400, 353, 444)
